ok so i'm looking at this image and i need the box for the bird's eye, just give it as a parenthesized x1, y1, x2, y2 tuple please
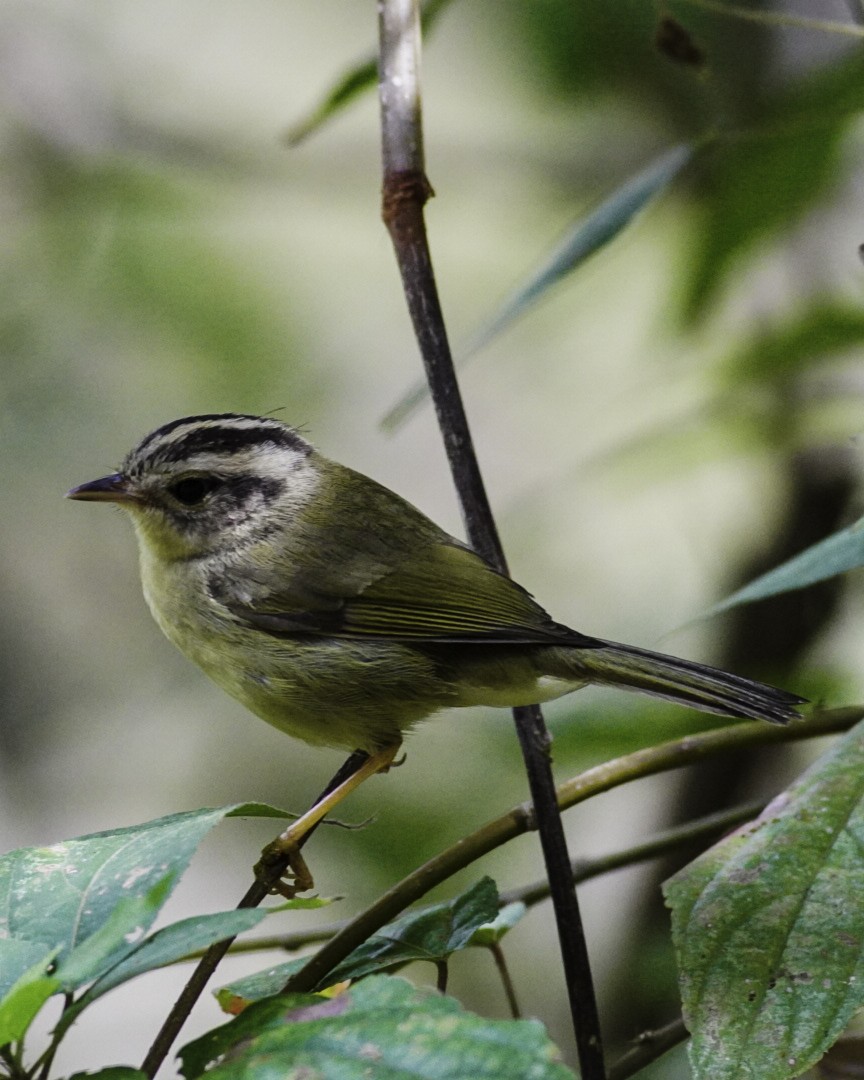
(167, 476, 223, 506)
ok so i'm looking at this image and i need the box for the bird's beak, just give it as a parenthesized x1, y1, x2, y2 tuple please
(66, 473, 139, 504)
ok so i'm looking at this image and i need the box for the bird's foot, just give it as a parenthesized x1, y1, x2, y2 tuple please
(255, 839, 314, 899)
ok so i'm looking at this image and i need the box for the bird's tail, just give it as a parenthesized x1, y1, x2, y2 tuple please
(575, 640, 805, 725)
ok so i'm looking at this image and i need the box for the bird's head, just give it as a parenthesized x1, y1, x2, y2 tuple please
(67, 413, 318, 560)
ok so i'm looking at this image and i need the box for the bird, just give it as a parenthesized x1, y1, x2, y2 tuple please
(67, 412, 805, 885)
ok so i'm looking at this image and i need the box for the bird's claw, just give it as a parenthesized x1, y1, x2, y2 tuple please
(255, 838, 314, 899)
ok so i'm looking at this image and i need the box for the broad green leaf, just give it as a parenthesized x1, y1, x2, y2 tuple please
(664, 718, 864, 1080)
(0, 947, 59, 1047)
(52, 907, 276, 1044)
(468, 902, 527, 947)
(53, 877, 174, 991)
(709, 514, 864, 616)
(0, 805, 290, 974)
(323, 877, 499, 986)
(81, 908, 271, 1002)
(180, 975, 574, 1080)
(382, 143, 694, 431)
(285, 0, 454, 145)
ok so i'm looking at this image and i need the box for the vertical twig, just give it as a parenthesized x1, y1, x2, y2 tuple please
(377, 3, 605, 1077)
(139, 750, 369, 1077)
(489, 942, 522, 1019)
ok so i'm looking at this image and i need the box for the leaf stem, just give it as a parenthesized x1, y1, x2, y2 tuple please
(489, 942, 522, 1019)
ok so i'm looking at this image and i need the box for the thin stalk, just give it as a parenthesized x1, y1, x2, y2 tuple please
(489, 941, 522, 1019)
(377, 2, 604, 1074)
(140, 750, 369, 1077)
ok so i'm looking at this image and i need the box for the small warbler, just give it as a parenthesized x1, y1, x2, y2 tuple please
(67, 413, 804, 866)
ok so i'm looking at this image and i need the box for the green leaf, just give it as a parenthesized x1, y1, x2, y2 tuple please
(708, 513, 864, 615)
(53, 877, 174, 992)
(215, 959, 307, 1013)
(382, 143, 694, 431)
(52, 906, 275, 1044)
(664, 718, 864, 1080)
(468, 902, 528, 947)
(323, 877, 500, 986)
(0, 805, 290, 978)
(0, 947, 60, 1047)
(82, 908, 271, 1002)
(215, 879, 500, 1007)
(285, 0, 454, 145)
(180, 975, 574, 1080)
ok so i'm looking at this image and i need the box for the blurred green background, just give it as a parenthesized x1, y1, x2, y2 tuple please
(2, 1, 864, 1075)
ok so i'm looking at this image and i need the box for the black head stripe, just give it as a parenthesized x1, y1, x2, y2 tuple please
(155, 423, 309, 464)
(128, 414, 311, 472)
(133, 413, 253, 456)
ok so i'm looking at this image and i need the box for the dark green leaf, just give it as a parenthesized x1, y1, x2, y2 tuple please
(215, 879, 500, 1007)
(53, 877, 174, 992)
(664, 718, 864, 1079)
(78, 908, 271, 1002)
(180, 975, 574, 1080)
(52, 907, 275, 1044)
(0, 805, 290, 973)
(0, 946, 59, 1047)
(383, 144, 693, 430)
(709, 513, 864, 615)
(323, 877, 499, 986)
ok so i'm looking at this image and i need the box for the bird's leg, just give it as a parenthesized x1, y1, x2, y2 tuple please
(257, 742, 401, 898)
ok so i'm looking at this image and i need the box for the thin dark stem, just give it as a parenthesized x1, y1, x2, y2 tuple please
(377, 3, 605, 1076)
(489, 942, 522, 1019)
(139, 750, 369, 1078)
(607, 1016, 689, 1080)
(435, 960, 449, 994)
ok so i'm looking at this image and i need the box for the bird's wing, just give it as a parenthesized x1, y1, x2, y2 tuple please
(221, 541, 598, 646)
